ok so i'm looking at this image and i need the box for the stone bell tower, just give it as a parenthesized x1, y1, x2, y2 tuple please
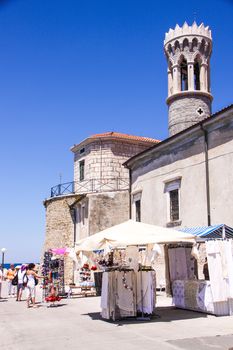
(164, 22, 213, 136)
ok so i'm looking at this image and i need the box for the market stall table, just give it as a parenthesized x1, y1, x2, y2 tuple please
(69, 284, 96, 298)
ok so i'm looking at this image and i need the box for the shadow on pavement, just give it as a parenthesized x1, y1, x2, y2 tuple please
(46, 303, 68, 308)
(82, 306, 208, 325)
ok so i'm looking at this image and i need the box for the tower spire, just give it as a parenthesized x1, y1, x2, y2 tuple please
(164, 22, 213, 136)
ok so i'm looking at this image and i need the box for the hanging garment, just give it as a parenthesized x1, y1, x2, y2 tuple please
(172, 280, 185, 308)
(136, 271, 156, 314)
(168, 247, 188, 282)
(184, 280, 199, 310)
(197, 280, 214, 313)
(219, 240, 228, 279)
(125, 246, 139, 271)
(185, 248, 196, 279)
(191, 243, 199, 260)
(206, 241, 227, 302)
(116, 271, 136, 318)
(223, 240, 233, 299)
(101, 272, 109, 319)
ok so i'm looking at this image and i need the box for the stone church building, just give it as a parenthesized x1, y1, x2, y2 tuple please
(43, 132, 158, 281)
(125, 22, 233, 229)
(42, 22, 233, 282)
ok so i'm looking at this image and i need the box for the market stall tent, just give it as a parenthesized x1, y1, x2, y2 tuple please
(75, 220, 195, 253)
(179, 224, 233, 239)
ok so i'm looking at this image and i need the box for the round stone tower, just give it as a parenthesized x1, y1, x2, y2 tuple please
(164, 22, 213, 136)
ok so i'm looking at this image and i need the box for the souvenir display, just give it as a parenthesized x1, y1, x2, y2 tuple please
(42, 250, 66, 300)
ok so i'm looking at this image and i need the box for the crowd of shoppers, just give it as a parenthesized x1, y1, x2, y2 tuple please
(0, 263, 42, 308)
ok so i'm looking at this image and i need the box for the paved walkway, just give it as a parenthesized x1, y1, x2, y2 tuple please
(1, 290, 233, 350)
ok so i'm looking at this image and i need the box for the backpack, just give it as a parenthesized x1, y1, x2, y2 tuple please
(12, 273, 18, 286)
(23, 273, 28, 287)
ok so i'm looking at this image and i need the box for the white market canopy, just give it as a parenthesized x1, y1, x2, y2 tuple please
(75, 220, 195, 253)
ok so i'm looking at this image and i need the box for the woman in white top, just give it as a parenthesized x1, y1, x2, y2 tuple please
(16, 265, 27, 301)
(26, 263, 42, 308)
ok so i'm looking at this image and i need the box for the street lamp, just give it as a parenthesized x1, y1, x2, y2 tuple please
(1, 248, 6, 271)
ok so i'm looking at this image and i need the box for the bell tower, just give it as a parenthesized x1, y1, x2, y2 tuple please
(164, 22, 213, 136)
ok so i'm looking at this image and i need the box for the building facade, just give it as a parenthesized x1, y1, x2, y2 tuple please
(123, 22, 233, 229)
(43, 132, 159, 282)
(123, 22, 233, 284)
(43, 21, 233, 284)
(125, 105, 233, 229)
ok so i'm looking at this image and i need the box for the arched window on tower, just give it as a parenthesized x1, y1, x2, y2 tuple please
(182, 38, 189, 51)
(180, 57, 188, 91)
(192, 38, 198, 52)
(168, 61, 173, 95)
(200, 39, 206, 55)
(168, 44, 173, 55)
(174, 40, 180, 53)
(194, 57, 201, 90)
(207, 59, 210, 92)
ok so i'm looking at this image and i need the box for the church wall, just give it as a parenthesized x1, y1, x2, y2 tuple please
(130, 111, 233, 228)
(131, 133, 208, 228)
(208, 117, 233, 226)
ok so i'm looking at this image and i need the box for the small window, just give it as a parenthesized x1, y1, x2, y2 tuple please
(80, 148, 85, 154)
(135, 200, 141, 222)
(170, 189, 179, 221)
(79, 160, 85, 181)
(164, 178, 181, 224)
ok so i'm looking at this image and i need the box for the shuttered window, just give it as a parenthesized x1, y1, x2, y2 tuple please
(170, 189, 179, 221)
(79, 160, 85, 181)
(164, 178, 181, 223)
(135, 200, 141, 222)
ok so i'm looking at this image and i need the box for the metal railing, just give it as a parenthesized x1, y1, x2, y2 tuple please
(50, 177, 129, 197)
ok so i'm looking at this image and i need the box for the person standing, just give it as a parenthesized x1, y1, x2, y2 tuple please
(203, 258, 210, 280)
(16, 265, 27, 301)
(0, 265, 3, 299)
(26, 263, 42, 308)
(6, 264, 16, 297)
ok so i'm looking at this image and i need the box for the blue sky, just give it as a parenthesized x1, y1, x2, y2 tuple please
(0, 0, 232, 263)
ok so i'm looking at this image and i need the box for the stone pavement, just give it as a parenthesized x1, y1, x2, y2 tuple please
(1, 288, 233, 350)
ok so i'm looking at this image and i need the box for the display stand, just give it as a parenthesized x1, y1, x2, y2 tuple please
(42, 251, 66, 300)
(136, 263, 151, 321)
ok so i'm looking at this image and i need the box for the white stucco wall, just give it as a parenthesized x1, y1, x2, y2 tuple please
(130, 111, 233, 228)
(208, 120, 233, 226)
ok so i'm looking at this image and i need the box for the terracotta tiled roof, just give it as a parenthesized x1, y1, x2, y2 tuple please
(89, 131, 160, 143)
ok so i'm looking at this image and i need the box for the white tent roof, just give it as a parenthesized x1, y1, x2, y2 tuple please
(75, 220, 195, 252)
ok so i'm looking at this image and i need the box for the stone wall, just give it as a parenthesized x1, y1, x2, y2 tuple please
(43, 194, 79, 284)
(73, 140, 153, 183)
(168, 93, 211, 136)
(88, 191, 129, 235)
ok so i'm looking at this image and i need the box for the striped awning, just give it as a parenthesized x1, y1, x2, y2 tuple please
(178, 224, 233, 239)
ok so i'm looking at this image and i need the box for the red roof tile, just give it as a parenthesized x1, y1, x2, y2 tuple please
(89, 131, 160, 143)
